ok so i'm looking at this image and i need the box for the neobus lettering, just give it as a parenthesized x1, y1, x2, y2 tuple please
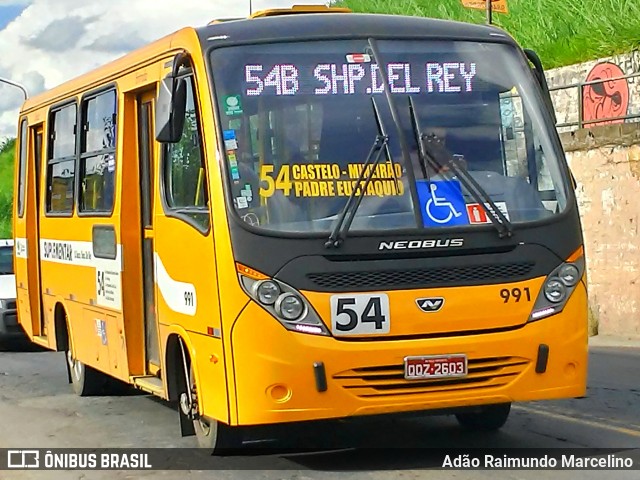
(378, 239, 464, 250)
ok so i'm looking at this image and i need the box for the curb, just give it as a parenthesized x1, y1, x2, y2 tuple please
(588, 334, 640, 348)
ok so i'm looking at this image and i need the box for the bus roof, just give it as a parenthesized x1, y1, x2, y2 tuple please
(196, 12, 514, 49)
(19, 26, 195, 114)
(19, 10, 514, 114)
(248, 4, 353, 18)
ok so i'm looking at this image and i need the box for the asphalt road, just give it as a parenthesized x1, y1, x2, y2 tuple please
(0, 337, 639, 479)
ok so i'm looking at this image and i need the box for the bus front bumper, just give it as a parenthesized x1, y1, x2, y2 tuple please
(228, 285, 588, 426)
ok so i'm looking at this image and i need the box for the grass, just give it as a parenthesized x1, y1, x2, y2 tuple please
(0, 138, 15, 238)
(333, 0, 640, 69)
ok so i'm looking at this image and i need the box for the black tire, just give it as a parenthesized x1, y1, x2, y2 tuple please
(455, 403, 511, 431)
(194, 414, 244, 454)
(188, 363, 244, 454)
(65, 328, 106, 396)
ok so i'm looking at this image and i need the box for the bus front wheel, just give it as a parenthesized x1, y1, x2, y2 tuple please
(186, 363, 243, 454)
(193, 414, 243, 453)
(455, 403, 511, 431)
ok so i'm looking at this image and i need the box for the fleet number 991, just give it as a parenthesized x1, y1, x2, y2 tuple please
(500, 287, 531, 303)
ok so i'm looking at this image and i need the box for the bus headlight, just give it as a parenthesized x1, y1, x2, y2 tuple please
(255, 280, 280, 305)
(558, 264, 580, 286)
(528, 254, 586, 322)
(276, 293, 304, 321)
(544, 278, 566, 303)
(236, 263, 330, 336)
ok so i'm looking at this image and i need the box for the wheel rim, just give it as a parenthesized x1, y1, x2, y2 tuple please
(188, 364, 212, 437)
(66, 349, 82, 380)
(197, 417, 212, 436)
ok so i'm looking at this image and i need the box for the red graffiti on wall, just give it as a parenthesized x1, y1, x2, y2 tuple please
(582, 62, 629, 127)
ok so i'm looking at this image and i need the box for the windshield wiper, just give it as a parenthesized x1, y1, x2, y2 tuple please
(325, 96, 390, 248)
(366, 38, 423, 228)
(408, 96, 514, 238)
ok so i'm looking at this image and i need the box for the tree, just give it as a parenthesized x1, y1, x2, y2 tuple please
(0, 137, 16, 156)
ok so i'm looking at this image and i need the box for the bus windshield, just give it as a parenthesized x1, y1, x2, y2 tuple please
(210, 39, 569, 234)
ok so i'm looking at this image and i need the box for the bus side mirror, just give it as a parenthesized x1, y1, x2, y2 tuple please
(524, 49, 557, 125)
(156, 76, 187, 143)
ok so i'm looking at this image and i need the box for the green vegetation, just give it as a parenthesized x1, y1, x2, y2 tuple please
(334, 0, 640, 69)
(0, 138, 15, 238)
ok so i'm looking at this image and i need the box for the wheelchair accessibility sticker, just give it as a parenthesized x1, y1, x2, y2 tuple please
(416, 180, 469, 227)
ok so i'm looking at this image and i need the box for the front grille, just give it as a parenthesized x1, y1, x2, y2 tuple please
(333, 356, 529, 399)
(307, 262, 535, 290)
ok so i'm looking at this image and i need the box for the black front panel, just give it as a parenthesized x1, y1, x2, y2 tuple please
(278, 244, 554, 292)
(228, 205, 584, 291)
(304, 260, 536, 291)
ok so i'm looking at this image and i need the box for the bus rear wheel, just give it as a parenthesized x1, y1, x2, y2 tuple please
(185, 363, 243, 454)
(455, 403, 511, 431)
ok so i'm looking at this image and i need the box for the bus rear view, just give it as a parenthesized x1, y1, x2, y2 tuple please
(197, 12, 588, 443)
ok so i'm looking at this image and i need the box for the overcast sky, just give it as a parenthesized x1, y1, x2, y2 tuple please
(0, 0, 330, 139)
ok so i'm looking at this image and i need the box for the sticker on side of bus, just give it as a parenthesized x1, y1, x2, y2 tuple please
(330, 293, 390, 336)
(96, 268, 122, 310)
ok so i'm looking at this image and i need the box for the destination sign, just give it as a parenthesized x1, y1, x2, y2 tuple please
(244, 61, 478, 97)
(259, 162, 405, 198)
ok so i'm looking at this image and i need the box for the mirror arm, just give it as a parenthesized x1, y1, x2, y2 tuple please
(524, 49, 557, 124)
(172, 51, 190, 78)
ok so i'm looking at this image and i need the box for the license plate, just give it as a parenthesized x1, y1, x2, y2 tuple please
(404, 354, 468, 380)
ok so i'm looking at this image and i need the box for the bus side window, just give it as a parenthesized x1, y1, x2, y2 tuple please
(17, 118, 28, 218)
(46, 103, 77, 214)
(500, 90, 565, 215)
(79, 89, 117, 214)
(163, 74, 210, 231)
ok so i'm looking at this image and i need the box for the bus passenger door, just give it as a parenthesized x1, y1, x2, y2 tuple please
(137, 91, 161, 371)
(26, 125, 45, 338)
(152, 72, 230, 423)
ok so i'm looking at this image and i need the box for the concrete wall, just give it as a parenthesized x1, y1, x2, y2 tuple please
(539, 52, 640, 338)
(559, 124, 640, 338)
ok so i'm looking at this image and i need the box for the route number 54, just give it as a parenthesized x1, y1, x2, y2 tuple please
(330, 294, 390, 336)
(259, 165, 292, 197)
